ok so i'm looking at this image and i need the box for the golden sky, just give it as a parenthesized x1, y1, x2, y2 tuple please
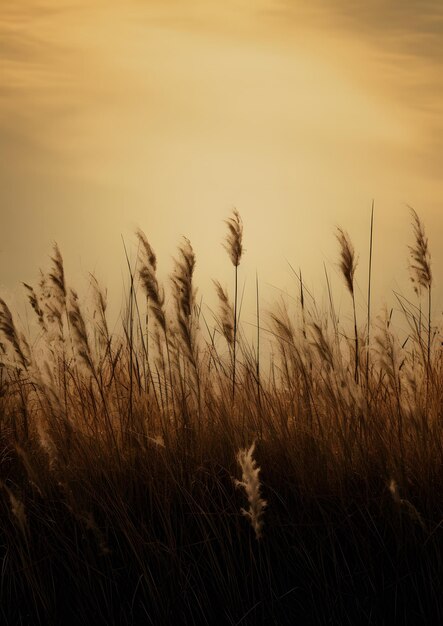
(1, 0, 442, 323)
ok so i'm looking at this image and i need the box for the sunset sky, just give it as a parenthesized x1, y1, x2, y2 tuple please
(1, 0, 442, 326)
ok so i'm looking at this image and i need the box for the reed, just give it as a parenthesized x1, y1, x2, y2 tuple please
(235, 442, 267, 540)
(336, 227, 359, 383)
(0, 207, 441, 625)
(224, 209, 243, 400)
(408, 207, 432, 379)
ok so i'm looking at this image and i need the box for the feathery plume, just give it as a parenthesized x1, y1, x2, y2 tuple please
(171, 237, 196, 319)
(336, 226, 359, 382)
(136, 229, 157, 271)
(0, 299, 29, 368)
(336, 227, 358, 295)
(408, 208, 433, 375)
(49, 244, 66, 307)
(23, 283, 47, 333)
(68, 289, 94, 371)
(310, 322, 334, 369)
(224, 209, 243, 398)
(90, 274, 110, 352)
(408, 207, 432, 292)
(137, 231, 166, 333)
(235, 442, 267, 540)
(224, 209, 243, 267)
(171, 237, 198, 365)
(213, 280, 234, 345)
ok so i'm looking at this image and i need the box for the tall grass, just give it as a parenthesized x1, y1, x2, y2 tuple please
(0, 209, 442, 625)
(224, 209, 243, 400)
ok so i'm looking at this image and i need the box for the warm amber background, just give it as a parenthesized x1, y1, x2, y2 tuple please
(1, 1, 442, 322)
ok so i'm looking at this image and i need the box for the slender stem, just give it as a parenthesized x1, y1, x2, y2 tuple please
(352, 292, 359, 384)
(300, 268, 307, 340)
(366, 201, 374, 394)
(121, 236, 134, 434)
(233, 264, 238, 400)
(428, 286, 431, 366)
(164, 327, 176, 424)
(128, 267, 134, 429)
(256, 271, 261, 407)
(145, 296, 149, 389)
(427, 284, 432, 389)
(324, 264, 339, 355)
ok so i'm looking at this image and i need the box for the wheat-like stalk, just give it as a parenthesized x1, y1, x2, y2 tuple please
(310, 321, 334, 370)
(137, 230, 166, 333)
(0, 298, 29, 368)
(213, 280, 234, 346)
(171, 237, 196, 319)
(408, 207, 432, 378)
(23, 282, 47, 333)
(136, 228, 157, 271)
(336, 227, 359, 383)
(68, 289, 94, 372)
(224, 209, 243, 267)
(90, 274, 110, 357)
(235, 442, 267, 540)
(49, 243, 67, 308)
(171, 237, 198, 365)
(224, 209, 243, 399)
(408, 207, 432, 292)
(336, 227, 357, 296)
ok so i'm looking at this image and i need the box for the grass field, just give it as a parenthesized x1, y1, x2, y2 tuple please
(1, 209, 442, 625)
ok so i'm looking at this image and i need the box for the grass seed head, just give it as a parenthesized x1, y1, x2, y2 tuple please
(224, 209, 243, 267)
(408, 207, 432, 292)
(235, 442, 267, 540)
(336, 227, 357, 296)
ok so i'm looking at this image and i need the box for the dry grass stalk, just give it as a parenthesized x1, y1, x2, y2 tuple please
(336, 228, 357, 296)
(235, 442, 267, 540)
(38, 270, 64, 339)
(172, 237, 196, 318)
(137, 230, 166, 333)
(224, 208, 243, 267)
(171, 237, 198, 363)
(213, 280, 234, 346)
(310, 322, 334, 370)
(68, 289, 94, 372)
(49, 244, 67, 308)
(0, 298, 29, 368)
(408, 207, 432, 376)
(224, 209, 243, 399)
(90, 274, 110, 357)
(374, 310, 401, 388)
(408, 207, 432, 292)
(136, 228, 157, 271)
(336, 227, 359, 383)
(23, 282, 47, 333)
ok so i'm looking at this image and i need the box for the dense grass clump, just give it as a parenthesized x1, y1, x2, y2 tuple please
(0, 210, 442, 625)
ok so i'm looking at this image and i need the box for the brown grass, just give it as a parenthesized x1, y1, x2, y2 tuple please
(0, 209, 442, 625)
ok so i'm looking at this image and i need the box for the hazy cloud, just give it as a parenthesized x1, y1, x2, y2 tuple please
(0, 0, 442, 308)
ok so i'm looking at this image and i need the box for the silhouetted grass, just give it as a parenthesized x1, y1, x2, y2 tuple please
(0, 209, 442, 625)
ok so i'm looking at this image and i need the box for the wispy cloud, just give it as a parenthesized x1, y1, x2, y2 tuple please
(268, 0, 443, 175)
(0, 0, 442, 303)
